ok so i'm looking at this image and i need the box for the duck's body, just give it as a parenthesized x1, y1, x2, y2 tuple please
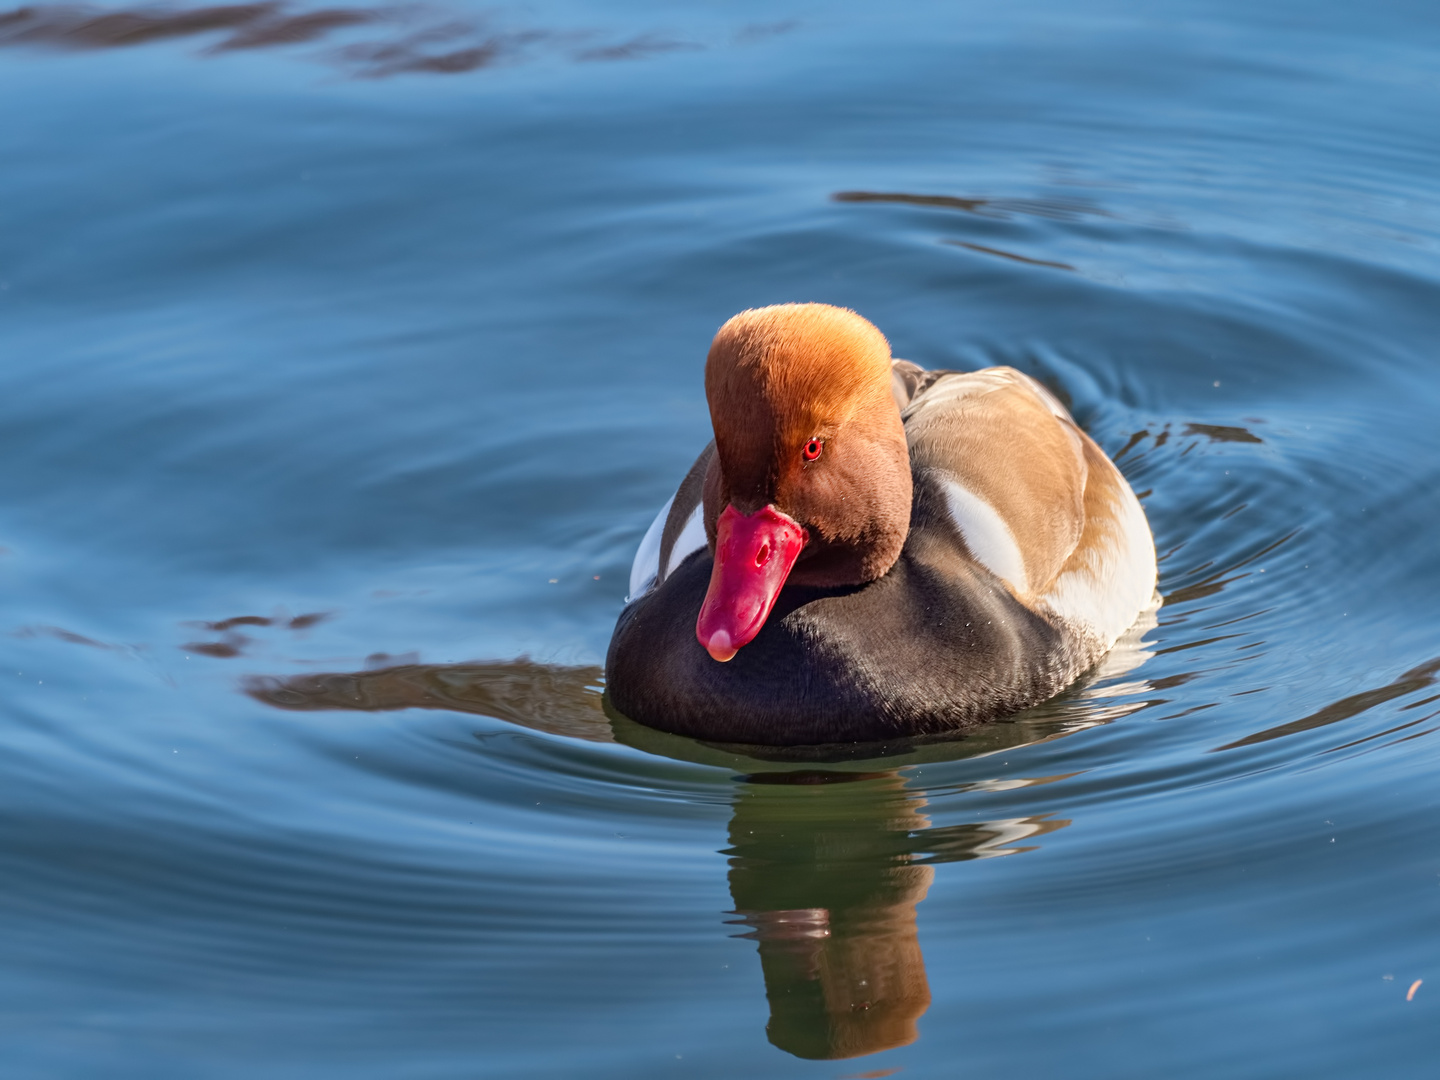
(607, 305, 1155, 745)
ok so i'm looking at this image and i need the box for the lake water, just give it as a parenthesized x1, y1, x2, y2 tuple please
(2, 0, 1439, 1074)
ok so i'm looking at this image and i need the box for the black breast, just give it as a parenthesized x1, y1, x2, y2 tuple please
(605, 479, 1085, 745)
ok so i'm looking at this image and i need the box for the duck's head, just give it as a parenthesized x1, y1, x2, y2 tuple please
(697, 303, 913, 662)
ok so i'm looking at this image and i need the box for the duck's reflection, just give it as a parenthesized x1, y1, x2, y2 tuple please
(725, 770, 1067, 1059)
(248, 659, 1070, 1060)
(725, 770, 933, 1059)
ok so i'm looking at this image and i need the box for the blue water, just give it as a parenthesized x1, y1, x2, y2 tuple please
(2, 0, 1439, 1074)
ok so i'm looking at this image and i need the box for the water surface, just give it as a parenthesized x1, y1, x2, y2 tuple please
(2, 0, 1440, 1075)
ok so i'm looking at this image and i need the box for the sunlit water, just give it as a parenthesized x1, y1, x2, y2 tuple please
(2, 0, 1439, 1075)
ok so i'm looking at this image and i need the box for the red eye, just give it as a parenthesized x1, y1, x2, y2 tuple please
(803, 437, 823, 462)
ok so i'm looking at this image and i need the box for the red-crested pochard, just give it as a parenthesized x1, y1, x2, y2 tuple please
(606, 303, 1157, 745)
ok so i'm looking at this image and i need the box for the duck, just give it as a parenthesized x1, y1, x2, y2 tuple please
(606, 303, 1156, 745)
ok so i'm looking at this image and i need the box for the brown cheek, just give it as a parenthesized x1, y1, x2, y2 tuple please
(701, 455, 726, 546)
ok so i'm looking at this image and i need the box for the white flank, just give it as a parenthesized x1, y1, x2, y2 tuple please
(666, 502, 708, 577)
(1080, 593, 1161, 691)
(627, 494, 673, 599)
(940, 478, 1030, 595)
(627, 497, 708, 601)
(1040, 471, 1157, 649)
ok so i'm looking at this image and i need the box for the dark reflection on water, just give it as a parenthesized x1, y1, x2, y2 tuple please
(1182, 422, 1264, 445)
(1161, 529, 1298, 607)
(178, 611, 331, 658)
(833, 190, 1112, 222)
(13, 623, 116, 649)
(0, 2, 718, 76)
(1116, 421, 1263, 463)
(218, 6, 370, 49)
(574, 32, 700, 63)
(1219, 657, 1440, 751)
(0, 2, 369, 49)
(246, 658, 614, 743)
(941, 238, 1075, 272)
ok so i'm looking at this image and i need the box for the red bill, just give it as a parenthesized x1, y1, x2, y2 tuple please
(696, 504, 808, 662)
